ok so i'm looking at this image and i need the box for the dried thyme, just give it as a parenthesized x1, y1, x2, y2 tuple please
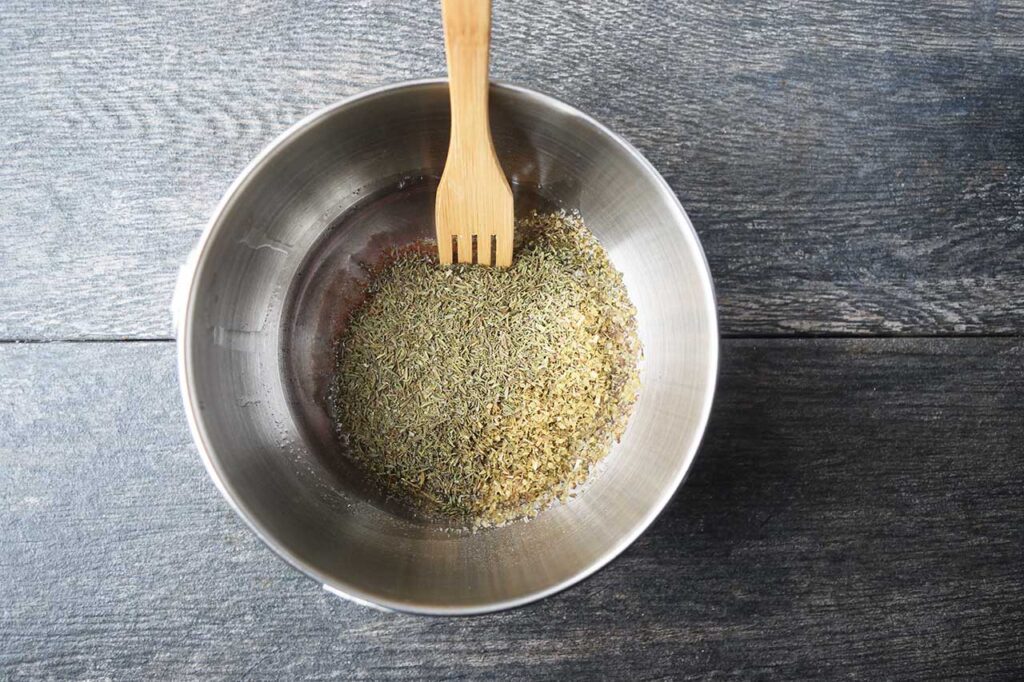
(331, 211, 641, 527)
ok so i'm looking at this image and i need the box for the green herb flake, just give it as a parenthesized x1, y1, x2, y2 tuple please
(330, 211, 641, 528)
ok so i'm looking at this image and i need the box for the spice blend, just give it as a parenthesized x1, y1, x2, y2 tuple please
(331, 211, 641, 527)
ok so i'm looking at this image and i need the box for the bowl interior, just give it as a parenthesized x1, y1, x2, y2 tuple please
(182, 81, 717, 613)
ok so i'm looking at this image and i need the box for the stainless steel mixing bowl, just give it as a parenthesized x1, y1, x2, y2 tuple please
(175, 80, 718, 614)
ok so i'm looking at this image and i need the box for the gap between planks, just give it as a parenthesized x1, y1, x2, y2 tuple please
(1, 332, 1023, 345)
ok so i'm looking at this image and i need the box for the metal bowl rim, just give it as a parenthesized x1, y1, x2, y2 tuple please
(176, 78, 719, 615)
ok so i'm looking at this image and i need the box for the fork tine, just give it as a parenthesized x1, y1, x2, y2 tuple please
(495, 232, 512, 267)
(438, 230, 454, 265)
(477, 232, 493, 267)
(456, 233, 473, 264)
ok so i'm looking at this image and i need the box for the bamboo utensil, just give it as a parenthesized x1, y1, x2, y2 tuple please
(435, 0, 514, 266)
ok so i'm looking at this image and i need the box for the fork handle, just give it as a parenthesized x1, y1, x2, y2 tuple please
(441, 0, 494, 161)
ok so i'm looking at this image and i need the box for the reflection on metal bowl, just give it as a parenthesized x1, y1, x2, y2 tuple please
(175, 80, 718, 615)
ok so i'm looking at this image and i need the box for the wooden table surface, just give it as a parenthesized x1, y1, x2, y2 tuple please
(2, 1, 1022, 678)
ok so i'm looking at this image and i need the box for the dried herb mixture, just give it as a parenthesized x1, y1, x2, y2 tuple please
(331, 211, 640, 527)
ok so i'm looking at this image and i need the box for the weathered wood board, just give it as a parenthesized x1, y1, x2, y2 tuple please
(2, 340, 1021, 678)
(2, 1, 1023, 338)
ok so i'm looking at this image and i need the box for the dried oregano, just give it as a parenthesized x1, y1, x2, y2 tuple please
(331, 211, 641, 527)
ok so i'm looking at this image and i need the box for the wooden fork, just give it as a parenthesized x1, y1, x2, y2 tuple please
(435, 0, 514, 267)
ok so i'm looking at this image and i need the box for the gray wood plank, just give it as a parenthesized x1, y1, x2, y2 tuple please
(2, 339, 1021, 679)
(2, 1, 1024, 339)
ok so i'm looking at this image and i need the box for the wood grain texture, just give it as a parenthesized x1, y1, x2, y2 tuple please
(2, 340, 1021, 679)
(436, 0, 514, 266)
(3, 0, 1023, 678)
(2, 0, 1024, 338)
